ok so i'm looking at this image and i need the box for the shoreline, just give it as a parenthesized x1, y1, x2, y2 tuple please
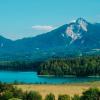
(38, 74, 100, 78)
(0, 70, 100, 78)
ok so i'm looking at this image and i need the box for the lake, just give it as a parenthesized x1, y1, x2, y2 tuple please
(0, 71, 100, 84)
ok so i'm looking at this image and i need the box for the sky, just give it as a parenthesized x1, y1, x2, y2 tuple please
(0, 0, 100, 40)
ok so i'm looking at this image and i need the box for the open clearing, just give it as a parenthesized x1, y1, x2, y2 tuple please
(16, 81, 100, 100)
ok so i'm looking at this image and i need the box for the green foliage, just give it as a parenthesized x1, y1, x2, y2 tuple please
(45, 93, 55, 100)
(72, 95, 80, 100)
(0, 82, 13, 92)
(9, 98, 22, 100)
(38, 56, 100, 77)
(0, 91, 13, 100)
(58, 94, 70, 100)
(10, 87, 23, 99)
(81, 88, 100, 100)
(23, 91, 42, 100)
(0, 61, 41, 71)
(0, 82, 43, 100)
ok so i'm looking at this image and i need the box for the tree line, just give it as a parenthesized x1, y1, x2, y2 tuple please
(0, 61, 41, 71)
(0, 56, 100, 77)
(38, 56, 100, 77)
(0, 82, 100, 100)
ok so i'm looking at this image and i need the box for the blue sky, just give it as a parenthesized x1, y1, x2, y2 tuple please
(0, 0, 100, 40)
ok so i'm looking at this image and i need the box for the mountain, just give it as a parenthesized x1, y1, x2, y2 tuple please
(0, 18, 100, 60)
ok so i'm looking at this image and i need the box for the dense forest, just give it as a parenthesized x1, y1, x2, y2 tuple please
(0, 56, 100, 77)
(38, 56, 100, 77)
(0, 61, 41, 71)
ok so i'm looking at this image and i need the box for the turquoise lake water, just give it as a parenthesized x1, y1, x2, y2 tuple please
(0, 71, 100, 84)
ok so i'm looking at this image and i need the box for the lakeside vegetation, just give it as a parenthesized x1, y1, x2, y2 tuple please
(0, 61, 41, 71)
(0, 56, 100, 77)
(38, 56, 100, 77)
(0, 82, 100, 100)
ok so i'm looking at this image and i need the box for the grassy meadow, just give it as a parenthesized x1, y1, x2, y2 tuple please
(16, 81, 100, 100)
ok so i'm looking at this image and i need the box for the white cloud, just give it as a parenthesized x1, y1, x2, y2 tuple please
(32, 25, 54, 31)
(70, 20, 76, 23)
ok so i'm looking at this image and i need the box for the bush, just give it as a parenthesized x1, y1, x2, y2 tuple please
(9, 98, 22, 100)
(23, 91, 42, 100)
(72, 94, 80, 100)
(58, 94, 70, 100)
(0, 82, 13, 92)
(11, 87, 23, 99)
(45, 93, 55, 100)
(81, 88, 100, 100)
(0, 91, 13, 100)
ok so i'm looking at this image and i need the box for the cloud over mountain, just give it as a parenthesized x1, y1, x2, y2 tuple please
(32, 25, 54, 31)
(0, 18, 100, 60)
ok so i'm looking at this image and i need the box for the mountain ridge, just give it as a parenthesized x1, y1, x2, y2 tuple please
(0, 18, 100, 60)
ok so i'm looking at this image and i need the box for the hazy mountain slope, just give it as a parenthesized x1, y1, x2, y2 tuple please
(0, 18, 100, 60)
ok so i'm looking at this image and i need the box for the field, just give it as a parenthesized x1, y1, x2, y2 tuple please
(16, 81, 100, 100)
